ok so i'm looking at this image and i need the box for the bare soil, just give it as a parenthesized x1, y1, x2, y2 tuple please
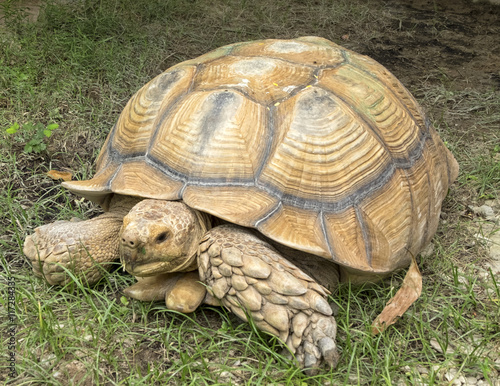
(363, 0, 500, 94)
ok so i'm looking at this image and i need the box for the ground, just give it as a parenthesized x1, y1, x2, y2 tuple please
(0, 0, 499, 385)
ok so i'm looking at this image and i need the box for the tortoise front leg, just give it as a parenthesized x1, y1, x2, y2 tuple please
(198, 225, 339, 374)
(124, 271, 207, 313)
(23, 212, 124, 286)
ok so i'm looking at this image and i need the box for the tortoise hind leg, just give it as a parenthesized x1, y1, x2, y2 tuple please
(198, 225, 339, 374)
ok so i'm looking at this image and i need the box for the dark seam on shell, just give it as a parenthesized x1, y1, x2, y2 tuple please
(109, 129, 429, 216)
(99, 42, 432, 220)
(344, 49, 430, 248)
(354, 205, 372, 267)
(319, 210, 335, 260)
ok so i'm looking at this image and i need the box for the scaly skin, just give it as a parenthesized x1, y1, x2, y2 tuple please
(198, 224, 339, 374)
(23, 195, 140, 286)
(123, 271, 207, 313)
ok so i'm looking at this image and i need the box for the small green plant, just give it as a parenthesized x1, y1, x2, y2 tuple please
(5, 122, 59, 153)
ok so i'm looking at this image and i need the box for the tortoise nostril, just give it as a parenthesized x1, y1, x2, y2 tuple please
(121, 232, 138, 248)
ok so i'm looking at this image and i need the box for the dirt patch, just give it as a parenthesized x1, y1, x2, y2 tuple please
(357, 0, 500, 94)
(0, 0, 41, 26)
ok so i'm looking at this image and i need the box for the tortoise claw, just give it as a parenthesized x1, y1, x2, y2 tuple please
(291, 312, 339, 375)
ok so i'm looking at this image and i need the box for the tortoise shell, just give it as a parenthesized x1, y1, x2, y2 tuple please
(63, 36, 459, 278)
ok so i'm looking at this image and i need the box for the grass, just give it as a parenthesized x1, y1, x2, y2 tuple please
(1, 0, 499, 384)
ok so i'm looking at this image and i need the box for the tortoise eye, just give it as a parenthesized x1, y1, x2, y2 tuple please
(155, 232, 169, 244)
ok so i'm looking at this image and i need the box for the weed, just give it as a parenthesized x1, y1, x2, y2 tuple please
(4, 122, 59, 154)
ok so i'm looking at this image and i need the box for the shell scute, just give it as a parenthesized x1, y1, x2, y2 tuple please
(259, 86, 393, 204)
(232, 36, 346, 67)
(148, 88, 268, 182)
(319, 65, 425, 162)
(105, 66, 196, 163)
(193, 55, 313, 104)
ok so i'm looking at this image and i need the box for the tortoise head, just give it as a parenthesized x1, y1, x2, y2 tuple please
(120, 199, 209, 276)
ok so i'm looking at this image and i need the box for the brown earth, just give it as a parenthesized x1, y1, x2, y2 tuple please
(362, 0, 500, 94)
(0, 0, 41, 25)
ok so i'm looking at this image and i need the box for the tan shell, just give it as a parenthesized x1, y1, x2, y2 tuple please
(63, 36, 459, 277)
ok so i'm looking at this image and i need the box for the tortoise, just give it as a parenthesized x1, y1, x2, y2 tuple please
(24, 36, 459, 373)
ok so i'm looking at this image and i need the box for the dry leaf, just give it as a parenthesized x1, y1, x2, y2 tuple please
(47, 170, 73, 181)
(372, 256, 422, 334)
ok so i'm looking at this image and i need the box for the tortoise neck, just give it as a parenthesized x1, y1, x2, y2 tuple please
(176, 208, 212, 272)
(193, 209, 213, 235)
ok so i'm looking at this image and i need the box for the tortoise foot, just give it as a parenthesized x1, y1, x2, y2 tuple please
(287, 311, 339, 375)
(124, 271, 206, 313)
(198, 224, 339, 373)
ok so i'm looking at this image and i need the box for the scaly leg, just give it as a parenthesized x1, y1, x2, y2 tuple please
(124, 271, 207, 313)
(198, 225, 339, 374)
(23, 196, 140, 286)
(24, 213, 124, 286)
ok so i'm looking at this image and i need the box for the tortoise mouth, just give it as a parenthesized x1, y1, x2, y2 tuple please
(123, 253, 198, 276)
(124, 261, 171, 277)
